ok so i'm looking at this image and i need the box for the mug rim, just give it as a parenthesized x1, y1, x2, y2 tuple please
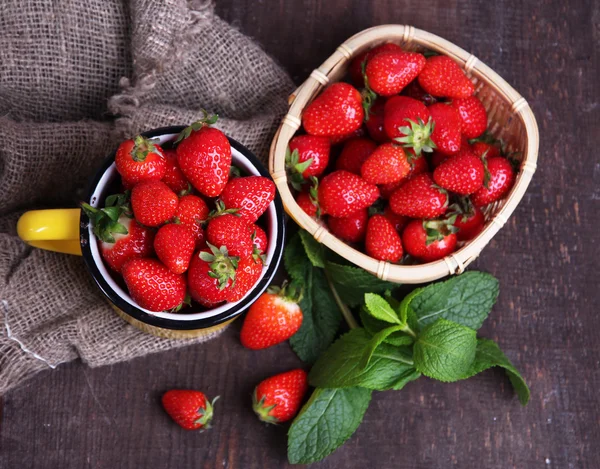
(80, 126, 285, 331)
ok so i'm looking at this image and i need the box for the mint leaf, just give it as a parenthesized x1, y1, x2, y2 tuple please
(359, 308, 412, 347)
(413, 318, 477, 382)
(290, 267, 342, 364)
(325, 261, 399, 307)
(288, 387, 372, 464)
(398, 287, 423, 325)
(284, 232, 310, 282)
(359, 325, 413, 368)
(364, 293, 402, 324)
(309, 329, 420, 390)
(409, 272, 499, 331)
(299, 229, 325, 268)
(461, 339, 530, 405)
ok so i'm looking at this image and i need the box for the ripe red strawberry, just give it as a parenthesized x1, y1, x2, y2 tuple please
(365, 98, 388, 143)
(187, 245, 238, 306)
(176, 116, 232, 197)
(365, 214, 404, 262)
(401, 80, 437, 106)
(389, 173, 448, 218)
(471, 157, 515, 206)
(253, 369, 308, 424)
(418, 55, 475, 98)
(219, 176, 275, 223)
(329, 127, 366, 145)
(296, 190, 319, 217)
(206, 212, 253, 257)
(175, 194, 209, 249)
(383, 205, 408, 232)
(380, 150, 429, 199)
(430, 151, 451, 168)
(433, 149, 485, 195)
(318, 170, 379, 217)
(241, 283, 303, 350)
(383, 96, 434, 155)
(361, 143, 411, 184)
(349, 43, 403, 87)
(471, 141, 502, 159)
(336, 138, 377, 175)
(402, 219, 458, 262)
(287, 135, 330, 181)
(162, 389, 218, 431)
(328, 208, 368, 243)
(303, 83, 364, 137)
(249, 223, 268, 264)
(115, 135, 166, 186)
(449, 199, 485, 241)
(162, 149, 190, 194)
(131, 180, 178, 227)
(154, 223, 196, 274)
(226, 254, 263, 302)
(429, 103, 462, 155)
(365, 50, 426, 96)
(450, 96, 488, 139)
(122, 258, 187, 311)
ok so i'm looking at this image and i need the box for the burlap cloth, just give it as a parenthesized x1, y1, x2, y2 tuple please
(0, 0, 294, 394)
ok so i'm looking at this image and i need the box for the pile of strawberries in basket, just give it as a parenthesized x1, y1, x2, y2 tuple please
(289, 43, 517, 263)
(83, 117, 275, 312)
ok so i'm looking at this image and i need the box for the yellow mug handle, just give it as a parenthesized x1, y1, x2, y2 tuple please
(17, 209, 83, 256)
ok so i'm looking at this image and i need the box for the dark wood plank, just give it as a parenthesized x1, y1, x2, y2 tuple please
(1, 0, 599, 468)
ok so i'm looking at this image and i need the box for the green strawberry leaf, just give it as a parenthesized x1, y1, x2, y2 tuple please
(363, 293, 402, 324)
(461, 339, 530, 405)
(288, 387, 372, 465)
(413, 318, 477, 382)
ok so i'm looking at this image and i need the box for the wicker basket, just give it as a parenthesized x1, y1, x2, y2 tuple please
(269, 25, 539, 284)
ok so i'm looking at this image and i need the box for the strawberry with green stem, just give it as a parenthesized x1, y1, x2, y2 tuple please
(249, 224, 268, 264)
(206, 202, 253, 257)
(220, 176, 275, 223)
(295, 177, 320, 218)
(402, 217, 458, 262)
(253, 369, 308, 424)
(287, 135, 330, 189)
(448, 197, 485, 241)
(471, 156, 515, 206)
(162, 390, 219, 431)
(383, 96, 436, 156)
(115, 135, 166, 186)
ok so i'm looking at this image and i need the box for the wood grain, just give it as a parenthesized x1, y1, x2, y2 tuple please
(1, 0, 599, 468)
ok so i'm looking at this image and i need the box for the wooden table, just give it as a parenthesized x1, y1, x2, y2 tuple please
(1, 1, 598, 467)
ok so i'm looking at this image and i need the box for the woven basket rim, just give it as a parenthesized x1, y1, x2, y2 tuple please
(269, 24, 539, 284)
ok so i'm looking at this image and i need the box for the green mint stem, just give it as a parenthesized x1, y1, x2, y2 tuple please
(325, 268, 359, 330)
(400, 323, 417, 338)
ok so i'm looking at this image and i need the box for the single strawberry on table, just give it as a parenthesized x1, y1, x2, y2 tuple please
(131, 180, 178, 227)
(383, 96, 435, 156)
(241, 282, 303, 350)
(162, 389, 218, 431)
(287, 135, 330, 186)
(328, 208, 369, 243)
(176, 114, 232, 197)
(450, 96, 488, 139)
(365, 214, 404, 263)
(428, 103, 463, 155)
(418, 55, 475, 98)
(115, 135, 166, 186)
(361, 142, 411, 185)
(433, 147, 485, 195)
(154, 223, 196, 274)
(336, 138, 377, 175)
(471, 156, 515, 206)
(402, 218, 458, 262)
(220, 175, 275, 223)
(318, 170, 379, 218)
(302, 82, 364, 137)
(175, 194, 209, 249)
(389, 173, 449, 218)
(122, 258, 187, 312)
(253, 369, 308, 424)
(162, 148, 190, 194)
(365, 50, 426, 96)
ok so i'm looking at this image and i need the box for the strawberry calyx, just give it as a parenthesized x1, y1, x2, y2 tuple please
(229, 165, 243, 179)
(423, 216, 459, 246)
(199, 242, 239, 290)
(130, 135, 160, 162)
(81, 192, 132, 244)
(447, 196, 476, 224)
(394, 117, 436, 156)
(207, 200, 240, 220)
(174, 110, 219, 144)
(285, 147, 313, 191)
(193, 395, 220, 430)
(480, 149, 492, 189)
(178, 182, 193, 197)
(361, 59, 378, 118)
(169, 293, 192, 313)
(266, 280, 303, 304)
(250, 230, 267, 265)
(307, 176, 321, 218)
(252, 390, 279, 425)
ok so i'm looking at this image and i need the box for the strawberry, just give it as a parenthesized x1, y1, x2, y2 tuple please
(401, 80, 437, 106)
(365, 98, 388, 143)
(187, 245, 238, 306)
(241, 283, 303, 350)
(329, 127, 366, 145)
(365, 50, 426, 96)
(226, 254, 263, 302)
(122, 258, 187, 311)
(318, 170, 379, 217)
(154, 223, 196, 274)
(287, 135, 330, 184)
(219, 176, 275, 223)
(430, 151, 451, 168)
(429, 103, 462, 155)
(471, 156, 515, 206)
(383, 96, 435, 156)
(249, 224, 268, 256)
(175, 194, 209, 249)
(176, 115, 232, 197)
(418, 55, 475, 98)
(303, 83, 364, 137)
(365, 214, 404, 262)
(361, 143, 411, 185)
(336, 138, 377, 175)
(383, 205, 408, 232)
(450, 96, 488, 139)
(471, 140, 502, 160)
(380, 150, 429, 198)
(296, 190, 319, 218)
(433, 148, 485, 195)
(328, 208, 368, 243)
(162, 149, 190, 194)
(449, 198, 485, 241)
(206, 211, 253, 257)
(115, 135, 166, 186)
(253, 369, 308, 424)
(131, 180, 178, 227)
(402, 218, 458, 262)
(162, 389, 218, 431)
(379, 180, 403, 200)
(389, 173, 448, 218)
(348, 43, 403, 87)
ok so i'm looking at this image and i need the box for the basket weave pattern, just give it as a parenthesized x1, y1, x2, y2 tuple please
(269, 25, 539, 283)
